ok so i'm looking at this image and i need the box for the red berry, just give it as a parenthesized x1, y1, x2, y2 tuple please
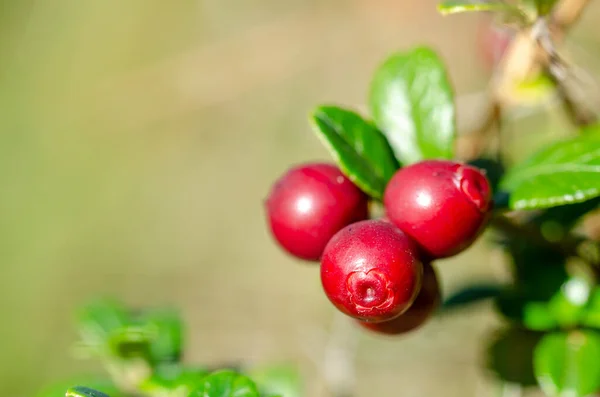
(265, 163, 369, 261)
(320, 219, 423, 322)
(358, 262, 440, 335)
(384, 160, 492, 259)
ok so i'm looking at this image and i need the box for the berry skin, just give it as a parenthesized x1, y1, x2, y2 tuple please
(384, 160, 492, 259)
(320, 219, 423, 322)
(265, 163, 369, 261)
(358, 262, 440, 335)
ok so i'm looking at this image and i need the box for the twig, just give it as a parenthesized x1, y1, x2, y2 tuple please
(533, 18, 597, 126)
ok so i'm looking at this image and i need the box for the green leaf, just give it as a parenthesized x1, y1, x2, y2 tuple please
(77, 299, 130, 354)
(190, 370, 260, 397)
(486, 327, 541, 386)
(107, 324, 153, 359)
(65, 387, 110, 397)
(500, 130, 600, 210)
(310, 106, 400, 199)
(548, 276, 593, 328)
(369, 46, 456, 165)
(438, 1, 520, 15)
(495, 274, 591, 331)
(134, 308, 183, 364)
(581, 288, 600, 328)
(248, 363, 302, 397)
(534, 331, 600, 397)
(140, 364, 208, 396)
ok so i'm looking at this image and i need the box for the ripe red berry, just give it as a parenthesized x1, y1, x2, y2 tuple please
(265, 163, 369, 261)
(320, 219, 423, 322)
(384, 160, 492, 259)
(358, 262, 440, 335)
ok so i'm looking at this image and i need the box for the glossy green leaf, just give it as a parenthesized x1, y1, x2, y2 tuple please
(438, 1, 520, 15)
(500, 130, 600, 210)
(248, 363, 302, 397)
(65, 387, 110, 397)
(369, 46, 456, 165)
(486, 327, 541, 386)
(310, 106, 400, 199)
(190, 371, 259, 397)
(135, 308, 183, 364)
(534, 331, 600, 397)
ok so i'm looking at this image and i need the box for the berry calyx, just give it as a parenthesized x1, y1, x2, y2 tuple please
(265, 163, 369, 261)
(383, 160, 492, 259)
(358, 262, 440, 335)
(320, 219, 423, 322)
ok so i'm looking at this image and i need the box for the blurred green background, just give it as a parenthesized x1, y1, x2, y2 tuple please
(2, 1, 600, 396)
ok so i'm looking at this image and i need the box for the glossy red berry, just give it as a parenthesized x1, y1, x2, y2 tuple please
(320, 219, 423, 322)
(384, 160, 492, 259)
(358, 262, 440, 335)
(265, 163, 369, 261)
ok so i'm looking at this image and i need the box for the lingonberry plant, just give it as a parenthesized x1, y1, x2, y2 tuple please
(38, 0, 600, 396)
(35, 299, 300, 397)
(261, 0, 600, 395)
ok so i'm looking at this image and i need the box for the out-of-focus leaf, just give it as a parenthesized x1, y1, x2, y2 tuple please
(534, 331, 600, 397)
(369, 46, 456, 165)
(134, 308, 183, 364)
(495, 274, 591, 331)
(189, 371, 259, 397)
(247, 363, 302, 397)
(486, 327, 542, 386)
(77, 299, 130, 352)
(140, 364, 208, 396)
(310, 105, 400, 199)
(107, 325, 153, 359)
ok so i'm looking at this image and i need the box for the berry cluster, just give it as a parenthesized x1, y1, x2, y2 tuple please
(265, 160, 492, 335)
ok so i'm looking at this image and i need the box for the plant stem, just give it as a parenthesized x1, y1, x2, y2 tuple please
(465, 0, 594, 155)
